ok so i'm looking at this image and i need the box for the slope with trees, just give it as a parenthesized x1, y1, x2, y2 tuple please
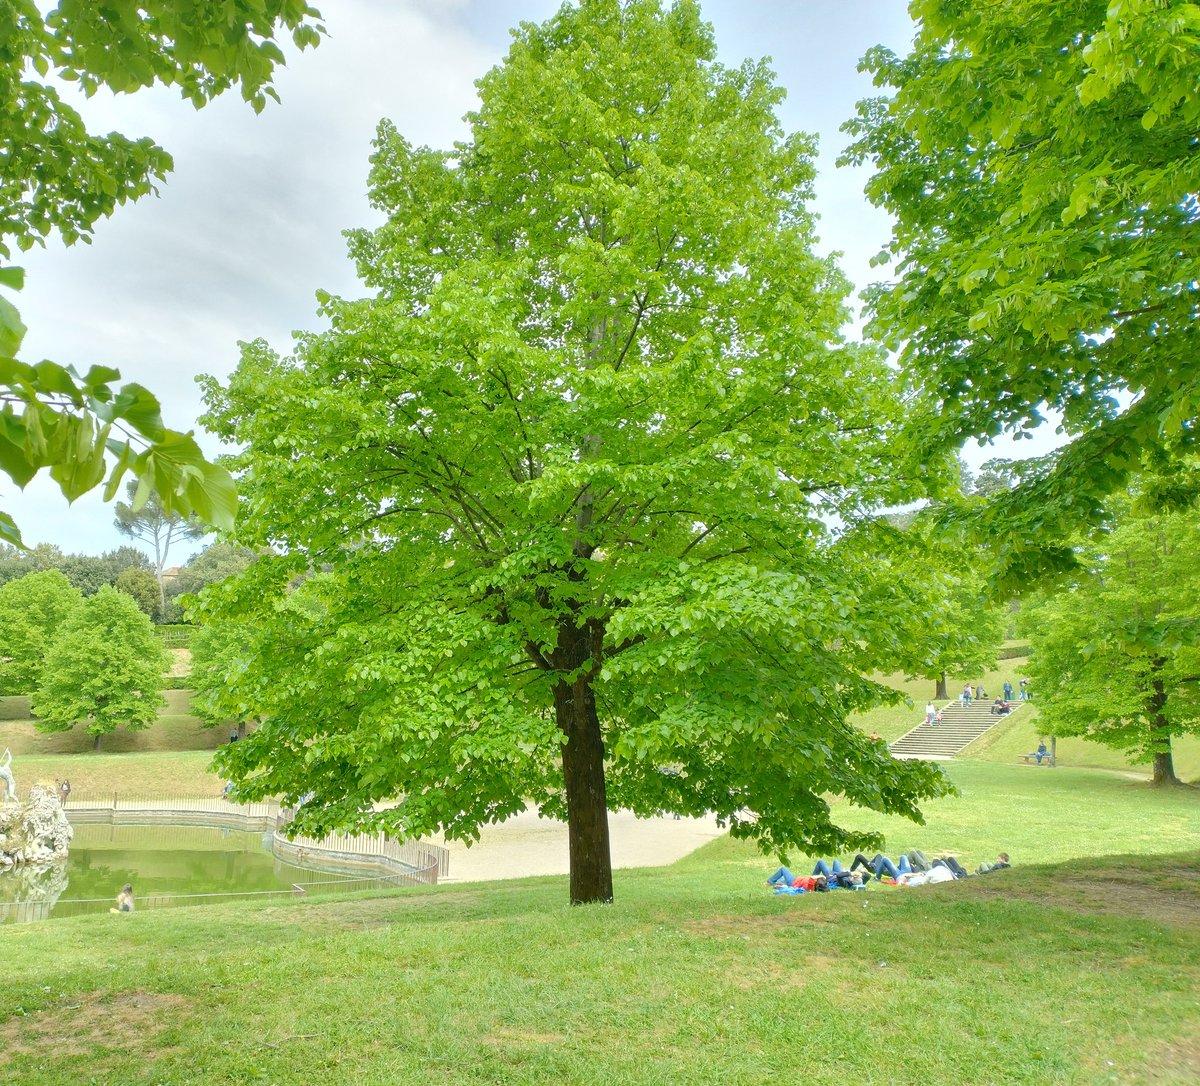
(1022, 505, 1200, 785)
(198, 0, 950, 905)
(843, 0, 1200, 584)
(0, 569, 82, 694)
(31, 585, 169, 751)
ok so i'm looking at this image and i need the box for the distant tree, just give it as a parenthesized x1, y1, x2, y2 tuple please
(114, 567, 161, 619)
(843, 1, 1200, 585)
(0, 570, 83, 694)
(1023, 507, 1200, 785)
(32, 586, 168, 751)
(165, 543, 258, 622)
(866, 518, 1005, 699)
(114, 479, 205, 613)
(972, 459, 1018, 499)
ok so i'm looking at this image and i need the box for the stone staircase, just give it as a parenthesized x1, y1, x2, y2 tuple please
(889, 698, 1022, 760)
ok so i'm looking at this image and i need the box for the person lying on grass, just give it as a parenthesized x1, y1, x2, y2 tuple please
(767, 860, 871, 891)
(765, 869, 829, 894)
(976, 852, 1011, 875)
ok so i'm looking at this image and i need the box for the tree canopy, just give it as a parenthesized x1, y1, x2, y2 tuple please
(0, 568, 82, 694)
(0, 1, 326, 545)
(842, 0, 1200, 585)
(1022, 503, 1200, 785)
(199, 0, 950, 905)
(114, 478, 205, 611)
(31, 584, 168, 750)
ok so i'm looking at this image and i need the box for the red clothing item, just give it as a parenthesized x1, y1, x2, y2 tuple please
(791, 876, 821, 892)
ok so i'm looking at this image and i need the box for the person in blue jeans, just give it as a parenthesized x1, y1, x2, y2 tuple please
(810, 858, 871, 888)
(865, 852, 912, 881)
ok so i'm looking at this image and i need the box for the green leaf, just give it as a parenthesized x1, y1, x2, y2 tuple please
(0, 296, 27, 358)
(0, 510, 24, 549)
(106, 383, 166, 440)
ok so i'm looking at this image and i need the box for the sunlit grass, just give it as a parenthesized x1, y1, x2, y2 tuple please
(3, 762, 1198, 1085)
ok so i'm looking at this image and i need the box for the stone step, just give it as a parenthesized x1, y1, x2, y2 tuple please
(888, 703, 1023, 760)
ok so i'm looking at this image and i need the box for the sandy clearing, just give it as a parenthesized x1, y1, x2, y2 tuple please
(433, 806, 727, 883)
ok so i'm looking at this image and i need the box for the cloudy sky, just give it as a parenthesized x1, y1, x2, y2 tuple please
(9, 0, 932, 560)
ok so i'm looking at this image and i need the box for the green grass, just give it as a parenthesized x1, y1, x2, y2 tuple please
(963, 704, 1200, 781)
(3, 760, 1198, 1084)
(853, 661, 1200, 783)
(0, 690, 225, 759)
(16, 750, 223, 796)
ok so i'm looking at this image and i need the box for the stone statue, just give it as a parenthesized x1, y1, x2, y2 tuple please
(0, 748, 15, 804)
(0, 784, 73, 869)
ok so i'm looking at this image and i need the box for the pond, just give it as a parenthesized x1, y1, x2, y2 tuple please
(0, 822, 371, 922)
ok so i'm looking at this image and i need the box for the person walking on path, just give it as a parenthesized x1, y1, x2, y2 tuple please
(925, 701, 936, 725)
(1002, 680, 1014, 701)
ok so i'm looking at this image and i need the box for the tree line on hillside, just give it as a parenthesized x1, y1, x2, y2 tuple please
(0, 540, 256, 623)
(0, 573, 167, 750)
(0, 538, 259, 748)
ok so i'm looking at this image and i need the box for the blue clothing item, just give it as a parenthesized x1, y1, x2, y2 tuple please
(811, 859, 843, 878)
(872, 854, 912, 881)
(767, 866, 797, 887)
(772, 885, 807, 895)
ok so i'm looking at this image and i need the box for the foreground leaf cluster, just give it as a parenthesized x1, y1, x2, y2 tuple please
(844, 0, 1200, 585)
(0, 0, 327, 541)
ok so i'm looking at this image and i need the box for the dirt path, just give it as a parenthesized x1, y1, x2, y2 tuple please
(433, 806, 726, 883)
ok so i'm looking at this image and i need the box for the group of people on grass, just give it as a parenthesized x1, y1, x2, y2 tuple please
(766, 851, 1010, 894)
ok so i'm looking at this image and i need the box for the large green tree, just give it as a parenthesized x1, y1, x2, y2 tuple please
(1022, 506, 1200, 785)
(0, 568, 82, 693)
(199, 0, 950, 905)
(31, 584, 168, 751)
(0, 1, 327, 544)
(843, 0, 1200, 585)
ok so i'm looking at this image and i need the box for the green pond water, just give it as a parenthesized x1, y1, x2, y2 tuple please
(57, 823, 314, 898)
(0, 822, 358, 919)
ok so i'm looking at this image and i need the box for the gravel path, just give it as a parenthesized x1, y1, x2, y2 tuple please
(434, 806, 727, 883)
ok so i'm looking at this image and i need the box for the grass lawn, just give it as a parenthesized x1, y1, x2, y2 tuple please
(2, 760, 1198, 1084)
(16, 750, 223, 797)
(0, 691, 224, 756)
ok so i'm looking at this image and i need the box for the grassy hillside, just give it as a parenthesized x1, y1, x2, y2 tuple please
(3, 760, 1198, 1084)
(853, 660, 1200, 783)
(0, 690, 224, 757)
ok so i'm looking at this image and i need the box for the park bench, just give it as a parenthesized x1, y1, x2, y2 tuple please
(1019, 754, 1054, 766)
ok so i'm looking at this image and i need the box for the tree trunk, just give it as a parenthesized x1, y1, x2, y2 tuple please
(935, 672, 948, 700)
(1147, 664, 1179, 786)
(551, 621, 613, 905)
(555, 676, 613, 905)
(93, 732, 102, 752)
